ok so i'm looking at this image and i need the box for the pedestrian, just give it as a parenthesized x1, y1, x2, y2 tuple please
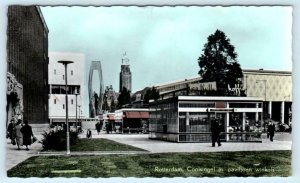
(105, 122, 110, 134)
(86, 129, 92, 138)
(15, 119, 23, 150)
(7, 119, 16, 144)
(95, 121, 101, 135)
(245, 121, 250, 140)
(100, 121, 103, 130)
(211, 119, 221, 147)
(267, 122, 276, 142)
(20, 120, 34, 150)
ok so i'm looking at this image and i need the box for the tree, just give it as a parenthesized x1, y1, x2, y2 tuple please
(110, 99, 116, 112)
(143, 87, 160, 104)
(198, 30, 243, 95)
(117, 87, 131, 108)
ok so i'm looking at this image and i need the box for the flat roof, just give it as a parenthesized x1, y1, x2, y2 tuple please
(178, 96, 263, 102)
(115, 108, 149, 112)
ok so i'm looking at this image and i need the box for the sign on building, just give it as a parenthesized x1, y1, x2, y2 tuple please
(189, 81, 217, 91)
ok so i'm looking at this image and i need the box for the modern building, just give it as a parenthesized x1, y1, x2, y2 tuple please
(88, 61, 104, 117)
(149, 96, 263, 142)
(242, 69, 292, 125)
(48, 52, 84, 126)
(119, 54, 132, 92)
(147, 69, 292, 124)
(7, 6, 49, 132)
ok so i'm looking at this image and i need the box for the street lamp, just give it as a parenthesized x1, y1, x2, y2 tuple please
(75, 90, 79, 133)
(78, 105, 81, 128)
(58, 60, 74, 155)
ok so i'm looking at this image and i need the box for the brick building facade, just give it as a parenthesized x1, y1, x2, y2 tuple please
(7, 6, 49, 128)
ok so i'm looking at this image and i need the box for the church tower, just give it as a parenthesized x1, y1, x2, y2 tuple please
(119, 52, 132, 92)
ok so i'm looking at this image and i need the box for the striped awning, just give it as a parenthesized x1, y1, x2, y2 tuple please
(125, 112, 149, 119)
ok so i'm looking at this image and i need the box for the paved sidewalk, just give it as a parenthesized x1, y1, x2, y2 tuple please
(6, 135, 43, 171)
(86, 132, 292, 153)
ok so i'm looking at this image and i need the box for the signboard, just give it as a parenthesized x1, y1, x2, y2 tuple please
(189, 82, 217, 91)
(207, 108, 234, 112)
(228, 83, 242, 96)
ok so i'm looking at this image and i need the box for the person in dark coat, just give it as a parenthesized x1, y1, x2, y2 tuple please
(86, 129, 92, 138)
(20, 120, 34, 150)
(95, 121, 101, 135)
(211, 119, 222, 147)
(245, 121, 250, 140)
(267, 122, 276, 142)
(7, 119, 16, 142)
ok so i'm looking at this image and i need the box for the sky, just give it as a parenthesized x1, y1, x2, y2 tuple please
(40, 6, 292, 116)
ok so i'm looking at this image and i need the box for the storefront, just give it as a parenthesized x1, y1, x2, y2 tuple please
(114, 108, 149, 133)
(149, 96, 263, 142)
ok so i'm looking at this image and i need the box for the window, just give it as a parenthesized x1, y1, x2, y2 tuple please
(54, 69, 56, 75)
(71, 99, 73, 104)
(54, 99, 56, 104)
(51, 85, 81, 94)
(63, 104, 65, 109)
(71, 70, 73, 75)
(63, 75, 64, 80)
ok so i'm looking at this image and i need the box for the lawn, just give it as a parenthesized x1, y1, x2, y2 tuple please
(44, 138, 146, 152)
(70, 138, 146, 152)
(7, 150, 291, 177)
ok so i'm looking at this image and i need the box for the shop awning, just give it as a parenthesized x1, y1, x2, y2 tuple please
(125, 112, 149, 119)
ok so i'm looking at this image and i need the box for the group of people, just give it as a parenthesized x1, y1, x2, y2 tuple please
(211, 119, 277, 146)
(7, 119, 35, 150)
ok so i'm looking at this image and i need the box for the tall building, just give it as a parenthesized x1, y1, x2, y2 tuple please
(242, 69, 292, 124)
(7, 6, 49, 132)
(88, 61, 104, 117)
(48, 52, 84, 125)
(119, 54, 132, 92)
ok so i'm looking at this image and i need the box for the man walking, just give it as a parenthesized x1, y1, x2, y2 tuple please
(267, 122, 276, 142)
(95, 121, 101, 135)
(211, 119, 222, 147)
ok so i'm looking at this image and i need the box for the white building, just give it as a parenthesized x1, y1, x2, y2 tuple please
(48, 52, 84, 125)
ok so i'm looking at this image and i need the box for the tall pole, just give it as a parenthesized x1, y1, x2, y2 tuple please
(78, 105, 81, 127)
(75, 93, 78, 133)
(58, 60, 73, 155)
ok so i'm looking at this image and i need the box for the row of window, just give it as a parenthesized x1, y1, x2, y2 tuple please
(51, 85, 80, 94)
(179, 103, 215, 108)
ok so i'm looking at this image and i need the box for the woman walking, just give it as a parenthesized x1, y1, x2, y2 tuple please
(21, 120, 34, 150)
(15, 120, 23, 150)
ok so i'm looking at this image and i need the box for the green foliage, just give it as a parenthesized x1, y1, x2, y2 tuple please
(40, 130, 78, 151)
(117, 87, 131, 108)
(70, 138, 146, 151)
(110, 100, 116, 112)
(198, 30, 243, 94)
(144, 87, 160, 104)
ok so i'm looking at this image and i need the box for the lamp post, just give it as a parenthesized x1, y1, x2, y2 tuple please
(58, 60, 74, 155)
(75, 91, 79, 133)
(78, 105, 81, 128)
